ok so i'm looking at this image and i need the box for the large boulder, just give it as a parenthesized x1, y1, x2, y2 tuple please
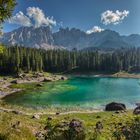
(105, 102, 126, 111)
(133, 106, 140, 115)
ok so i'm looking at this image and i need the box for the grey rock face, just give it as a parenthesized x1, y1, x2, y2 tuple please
(0, 26, 54, 49)
(0, 26, 139, 50)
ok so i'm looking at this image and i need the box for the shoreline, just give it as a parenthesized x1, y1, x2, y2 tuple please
(1, 71, 140, 113)
(0, 72, 68, 99)
(1, 71, 140, 99)
(67, 71, 140, 79)
(0, 106, 102, 116)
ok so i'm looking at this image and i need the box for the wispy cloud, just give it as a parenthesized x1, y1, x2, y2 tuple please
(101, 10, 129, 25)
(86, 26, 104, 34)
(9, 7, 56, 28)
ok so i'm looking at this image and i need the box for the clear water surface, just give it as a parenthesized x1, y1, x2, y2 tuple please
(3, 76, 140, 109)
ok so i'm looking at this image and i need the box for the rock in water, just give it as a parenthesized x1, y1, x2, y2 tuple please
(105, 102, 126, 111)
(36, 83, 43, 87)
(133, 106, 140, 115)
(61, 76, 65, 80)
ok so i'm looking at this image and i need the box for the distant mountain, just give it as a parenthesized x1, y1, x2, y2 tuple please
(0, 26, 55, 49)
(87, 30, 131, 49)
(53, 28, 89, 49)
(122, 34, 140, 47)
(0, 26, 139, 50)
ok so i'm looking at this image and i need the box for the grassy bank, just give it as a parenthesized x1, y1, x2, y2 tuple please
(0, 110, 140, 140)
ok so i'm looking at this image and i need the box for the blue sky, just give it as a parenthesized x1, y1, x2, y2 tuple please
(3, 0, 140, 35)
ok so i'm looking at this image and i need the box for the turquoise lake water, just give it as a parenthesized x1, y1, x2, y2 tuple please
(3, 76, 140, 109)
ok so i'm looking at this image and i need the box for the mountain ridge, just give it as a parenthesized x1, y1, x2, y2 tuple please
(0, 26, 140, 50)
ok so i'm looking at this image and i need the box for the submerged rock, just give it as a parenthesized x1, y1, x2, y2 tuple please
(61, 76, 67, 80)
(133, 106, 140, 115)
(105, 102, 126, 111)
(61, 76, 65, 80)
(36, 83, 43, 87)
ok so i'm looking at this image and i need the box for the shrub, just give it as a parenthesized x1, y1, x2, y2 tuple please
(113, 117, 140, 140)
(0, 134, 7, 140)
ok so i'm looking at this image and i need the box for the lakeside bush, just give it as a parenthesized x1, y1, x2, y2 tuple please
(0, 134, 7, 140)
(43, 119, 86, 140)
(112, 117, 140, 140)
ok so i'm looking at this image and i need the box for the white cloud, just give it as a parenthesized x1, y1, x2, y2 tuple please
(9, 7, 56, 28)
(86, 26, 104, 34)
(101, 10, 129, 25)
(9, 11, 32, 27)
(27, 7, 56, 28)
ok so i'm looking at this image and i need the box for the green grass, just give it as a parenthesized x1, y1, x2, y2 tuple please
(0, 110, 139, 140)
(0, 112, 38, 140)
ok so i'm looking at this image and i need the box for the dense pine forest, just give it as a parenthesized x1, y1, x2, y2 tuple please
(0, 46, 140, 74)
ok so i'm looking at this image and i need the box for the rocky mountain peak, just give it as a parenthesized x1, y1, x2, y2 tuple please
(0, 26, 140, 50)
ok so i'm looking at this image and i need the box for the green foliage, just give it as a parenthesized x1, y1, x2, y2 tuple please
(0, 46, 140, 74)
(112, 117, 140, 140)
(0, 0, 16, 34)
(0, 133, 8, 140)
(0, 0, 16, 23)
(44, 119, 86, 140)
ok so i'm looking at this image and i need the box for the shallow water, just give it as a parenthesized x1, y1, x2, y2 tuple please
(3, 76, 140, 109)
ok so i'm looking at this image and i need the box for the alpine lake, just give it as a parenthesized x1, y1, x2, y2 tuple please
(3, 76, 140, 110)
